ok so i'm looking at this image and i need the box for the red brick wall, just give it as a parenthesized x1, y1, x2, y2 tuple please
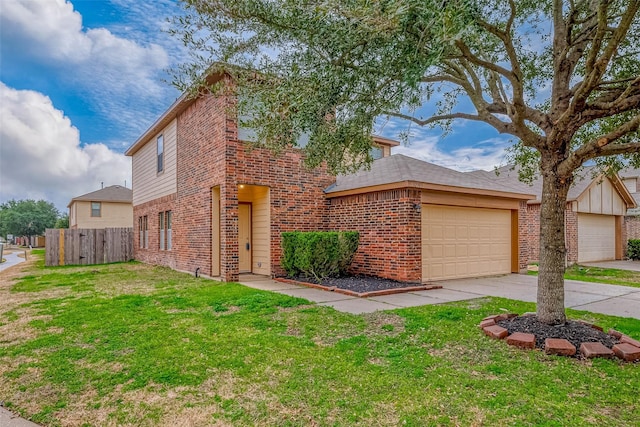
(327, 189, 422, 283)
(517, 201, 529, 272)
(173, 94, 229, 278)
(626, 216, 640, 256)
(133, 194, 177, 268)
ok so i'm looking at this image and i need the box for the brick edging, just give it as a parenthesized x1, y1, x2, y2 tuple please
(275, 278, 442, 298)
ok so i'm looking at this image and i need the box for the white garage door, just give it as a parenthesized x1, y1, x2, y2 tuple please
(577, 214, 615, 262)
(422, 205, 512, 281)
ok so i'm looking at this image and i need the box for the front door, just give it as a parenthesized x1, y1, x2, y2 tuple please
(238, 203, 252, 273)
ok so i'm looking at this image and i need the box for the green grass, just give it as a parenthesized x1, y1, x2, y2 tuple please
(1, 256, 639, 426)
(529, 264, 640, 288)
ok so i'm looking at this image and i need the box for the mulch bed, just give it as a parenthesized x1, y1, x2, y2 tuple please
(497, 315, 619, 357)
(278, 275, 441, 297)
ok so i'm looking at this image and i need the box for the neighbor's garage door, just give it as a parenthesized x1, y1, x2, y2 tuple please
(422, 205, 512, 281)
(577, 213, 615, 262)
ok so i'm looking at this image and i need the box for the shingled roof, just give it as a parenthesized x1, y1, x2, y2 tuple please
(472, 165, 636, 207)
(324, 154, 534, 199)
(68, 185, 132, 207)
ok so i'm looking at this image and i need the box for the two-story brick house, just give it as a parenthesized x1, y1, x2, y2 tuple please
(126, 73, 536, 283)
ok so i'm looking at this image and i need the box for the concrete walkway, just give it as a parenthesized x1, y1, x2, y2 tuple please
(238, 274, 640, 319)
(0, 250, 26, 272)
(581, 260, 640, 272)
(0, 408, 39, 427)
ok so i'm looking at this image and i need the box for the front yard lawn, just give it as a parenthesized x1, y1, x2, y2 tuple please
(529, 264, 640, 288)
(1, 255, 639, 426)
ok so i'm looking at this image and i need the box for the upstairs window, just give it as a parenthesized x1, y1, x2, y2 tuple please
(370, 146, 383, 160)
(91, 202, 101, 217)
(157, 134, 164, 173)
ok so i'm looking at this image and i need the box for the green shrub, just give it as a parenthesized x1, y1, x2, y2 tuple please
(281, 231, 360, 280)
(628, 239, 640, 260)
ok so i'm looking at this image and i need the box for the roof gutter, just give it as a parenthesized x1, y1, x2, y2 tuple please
(325, 180, 535, 200)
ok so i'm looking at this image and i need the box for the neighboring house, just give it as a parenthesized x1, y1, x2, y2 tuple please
(125, 72, 535, 283)
(620, 167, 640, 241)
(68, 185, 133, 229)
(472, 166, 637, 264)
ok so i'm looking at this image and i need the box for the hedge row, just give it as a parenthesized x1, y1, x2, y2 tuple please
(628, 239, 640, 260)
(281, 231, 359, 280)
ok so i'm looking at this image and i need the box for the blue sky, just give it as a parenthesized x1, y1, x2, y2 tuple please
(0, 0, 510, 212)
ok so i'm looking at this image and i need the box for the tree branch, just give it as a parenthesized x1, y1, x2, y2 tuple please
(560, 114, 640, 174)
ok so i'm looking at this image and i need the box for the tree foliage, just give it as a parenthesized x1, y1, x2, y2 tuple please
(0, 199, 59, 237)
(172, 0, 640, 324)
(54, 214, 69, 229)
(170, 0, 475, 173)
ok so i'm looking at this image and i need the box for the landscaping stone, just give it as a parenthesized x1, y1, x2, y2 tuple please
(620, 335, 640, 348)
(483, 325, 508, 339)
(608, 329, 623, 339)
(612, 343, 640, 362)
(545, 338, 576, 356)
(479, 319, 496, 328)
(580, 342, 614, 359)
(496, 313, 518, 321)
(506, 332, 536, 349)
(484, 313, 639, 362)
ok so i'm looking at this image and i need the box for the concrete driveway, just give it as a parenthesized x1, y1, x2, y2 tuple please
(239, 274, 640, 319)
(581, 260, 640, 272)
(433, 274, 640, 319)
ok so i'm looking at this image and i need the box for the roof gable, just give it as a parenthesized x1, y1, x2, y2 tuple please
(68, 185, 133, 207)
(471, 165, 636, 209)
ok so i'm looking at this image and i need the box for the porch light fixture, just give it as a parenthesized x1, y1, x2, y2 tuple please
(413, 203, 421, 213)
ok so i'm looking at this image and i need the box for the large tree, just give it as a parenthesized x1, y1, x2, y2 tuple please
(172, 0, 640, 324)
(0, 199, 59, 238)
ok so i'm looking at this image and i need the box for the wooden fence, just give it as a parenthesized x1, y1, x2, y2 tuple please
(45, 228, 134, 267)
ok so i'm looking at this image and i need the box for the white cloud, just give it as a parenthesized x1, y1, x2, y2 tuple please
(0, 0, 173, 142)
(0, 0, 168, 70)
(391, 132, 512, 172)
(0, 83, 131, 211)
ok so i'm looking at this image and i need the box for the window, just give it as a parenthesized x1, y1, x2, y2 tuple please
(139, 215, 148, 249)
(370, 146, 383, 160)
(91, 202, 101, 217)
(157, 134, 164, 173)
(159, 211, 172, 250)
(236, 93, 310, 147)
(167, 211, 172, 250)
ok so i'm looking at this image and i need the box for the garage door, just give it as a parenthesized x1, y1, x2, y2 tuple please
(577, 214, 615, 262)
(422, 205, 512, 281)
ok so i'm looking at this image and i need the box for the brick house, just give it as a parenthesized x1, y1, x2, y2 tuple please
(473, 167, 637, 263)
(620, 168, 640, 242)
(125, 74, 535, 283)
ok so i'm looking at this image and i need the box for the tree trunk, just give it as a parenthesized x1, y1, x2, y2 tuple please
(536, 159, 572, 325)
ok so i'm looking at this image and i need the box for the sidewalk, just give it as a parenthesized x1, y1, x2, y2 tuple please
(238, 274, 640, 319)
(0, 250, 27, 273)
(0, 408, 39, 427)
